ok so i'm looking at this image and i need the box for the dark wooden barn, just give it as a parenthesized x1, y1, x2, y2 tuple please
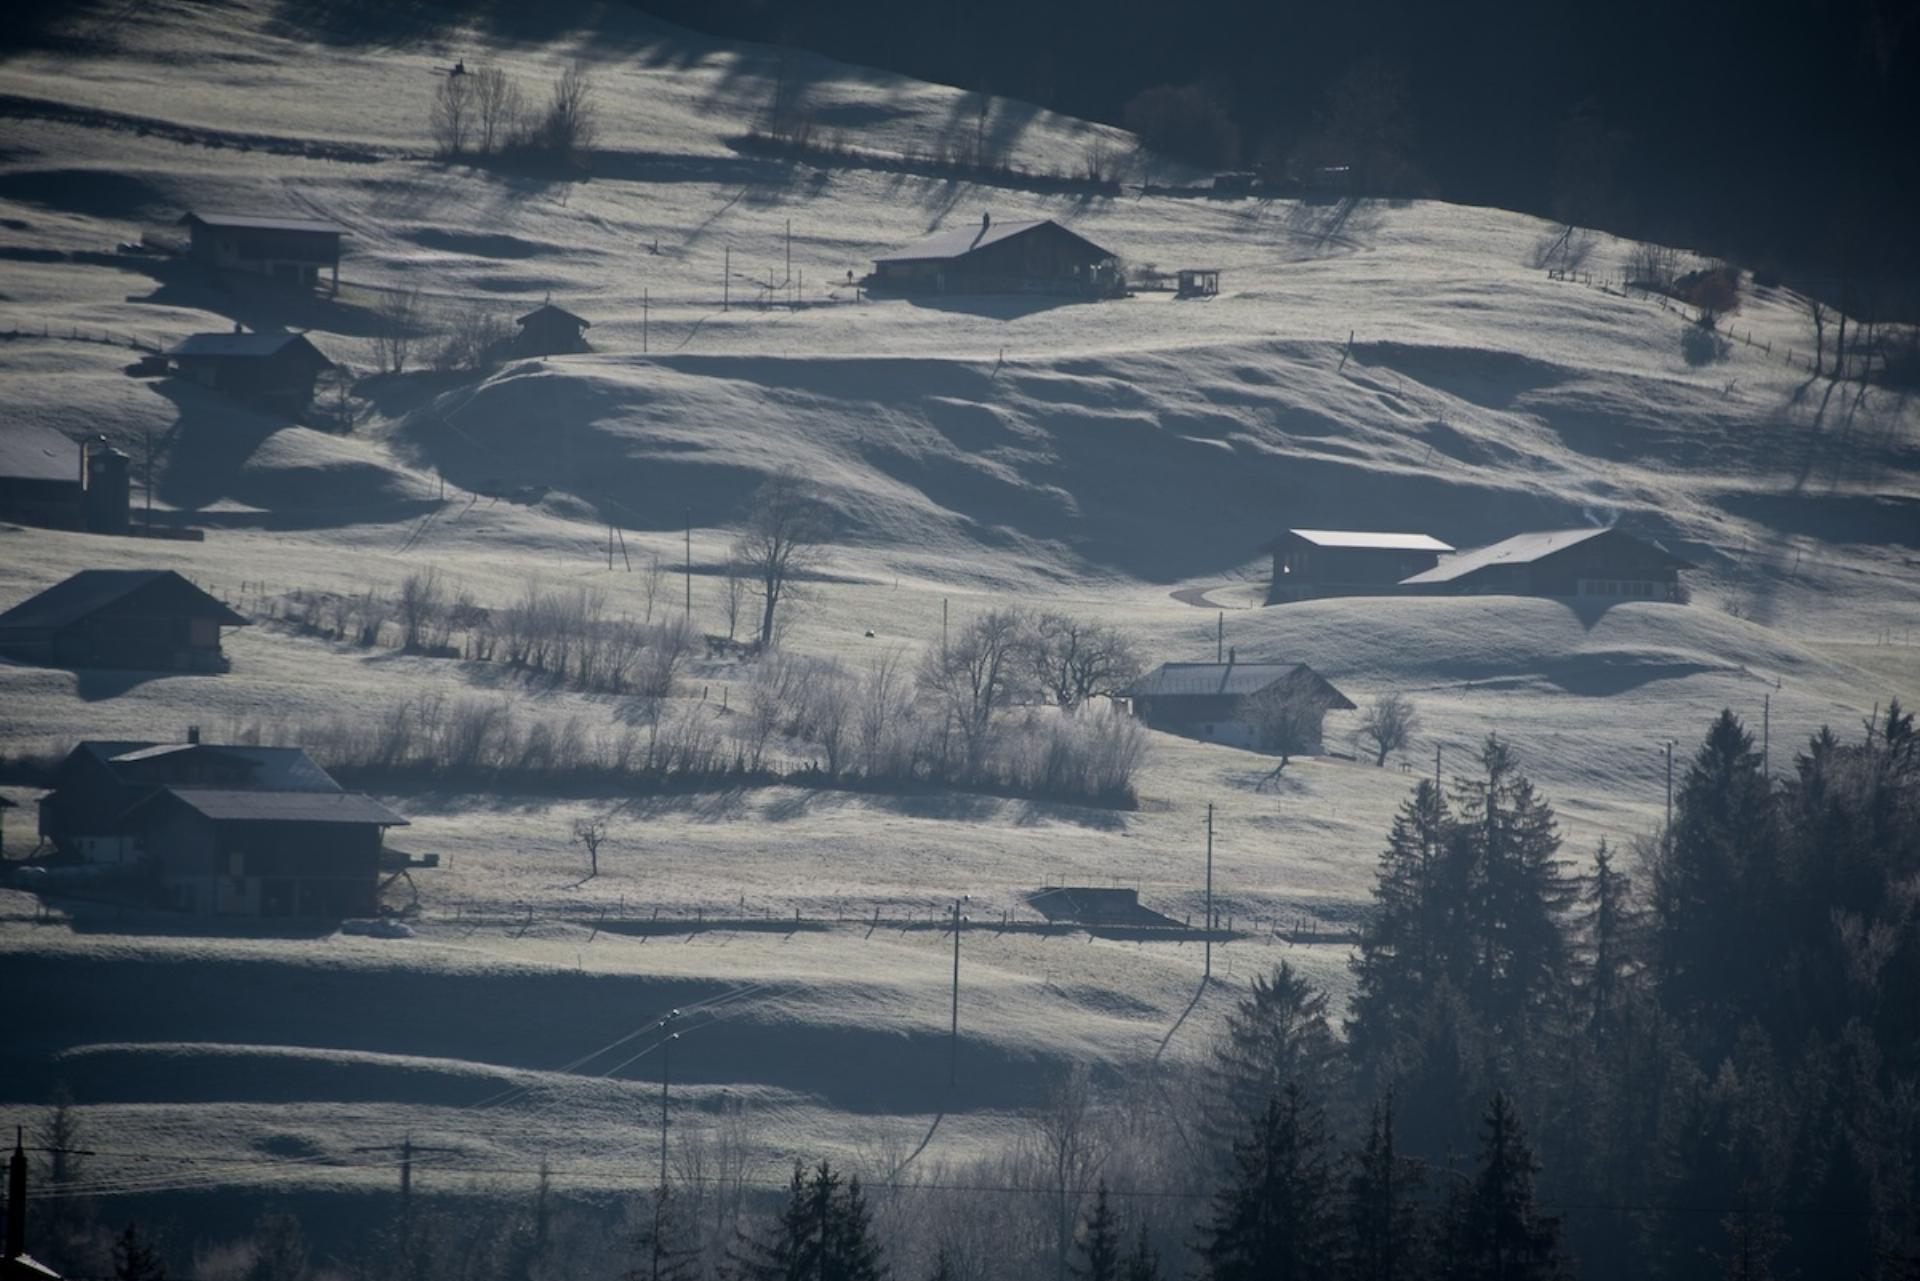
(1264, 528, 1454, 602)
(36, 737, 404, 917)
(0, 569, 249, 671)
(870, 214, 1121, 296)
(514, 302, 592, 356)
(1399, 527, 1691, 600)
(1117, 657, 1354, 750)
(166, 330, 331, 413)
(0, 428, 133, 534)
(178, 211, 346, 291)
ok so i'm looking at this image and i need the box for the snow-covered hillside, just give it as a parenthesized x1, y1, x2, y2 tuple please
(1, 0, 1915, 1201)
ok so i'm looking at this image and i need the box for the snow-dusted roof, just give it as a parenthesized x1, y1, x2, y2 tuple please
(0, 423, 80, 483)
(1121, 661, 1355, 708)
(180, 211, 348, 236)
(517, 302, 590, 328)
(874, 217, 1114, 264)
(0, 570, 248, 632)
(1285, 529, 1453, 552)
(1400, 527, 1616, 584)
(93, 741, 338, 792)
(167, 331, 328, 361)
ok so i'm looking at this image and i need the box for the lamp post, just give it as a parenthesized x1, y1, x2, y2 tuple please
(950, 895, 969, 1087)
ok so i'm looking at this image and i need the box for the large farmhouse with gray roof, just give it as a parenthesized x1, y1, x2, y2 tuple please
(1399, 527, 1690, 600)
(0, 569, 248, 671)
(37, 735, 405, 917)
(1117, 657, 1354, 750)
(167, 329, 331, 412)
(179, 210, 346, 291)
(870, 213, 1121, 296)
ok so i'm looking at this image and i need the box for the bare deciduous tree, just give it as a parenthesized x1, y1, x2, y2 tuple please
(1026, 612, 1142, 711)
(1806, 294, 1830, 378)
(642, 553, 664, 623)
(1359, 690, 1419, 767)
(1034, 1066, 1106, 1281)
(918, 608, 1028, 777)
(571, 815, 609, 879)
(397, 568, 446, 653)
(431, 72, 474, 156)
(371, 287, 425, 375)
(1243, 680, 1327, 786)
(721, 561, 748, 642)
(538, 60, 598, 163)
(732, 469, 831, 649)
(472, 65, 523, 156)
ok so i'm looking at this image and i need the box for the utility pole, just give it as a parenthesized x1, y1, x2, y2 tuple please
(642, 287, 649, 354)
(352, 1133, 455, 1230)
(1762, 692, 1771, 780)
(723, 246, 730, 311)
(684, 507, 693, 617)
(659, 1009, 681, 1189)
(1204, 803, 1214, 982)
(1216, 611, 1223, 662)
(1664, 739, 1675, 834)
(950, 894, 969, 1086)
(143, 428, 154, 532)
(1434, 744, 1442, 793)
(942, 597, 949, 659)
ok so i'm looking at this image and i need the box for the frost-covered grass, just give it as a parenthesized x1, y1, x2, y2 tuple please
(0, 0, 1916, 1198)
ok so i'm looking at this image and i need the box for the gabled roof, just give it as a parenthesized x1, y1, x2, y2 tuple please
(1275, 529, 1454, 552)
(134, 786, 407, 826)
(166, 331, 329, 362)
(0, 570, 249, 632)
(179, 211, 348, 236)
(1120, 661, 1355, 708)
(89, 742, 339, 792)
(1400, 527, 1689, 585)
(0, 423, 81, 484)
(516, 302, 590, 328)
(874, 217, 1115, 264)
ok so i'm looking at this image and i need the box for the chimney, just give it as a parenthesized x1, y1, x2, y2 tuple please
(6, 1128, 24, 1260)
(187, 725, 201, 745)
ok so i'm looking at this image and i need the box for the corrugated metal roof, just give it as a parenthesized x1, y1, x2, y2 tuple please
(181, 212, 348, 236)
(167, 331, 327, 360)
(1286, 528, 1454, 552)
(160, 787, 406, 825)
(0, 423, 81, 484)
(873, 217, 1114, 264)
(0, 570, 249, 632)
(1400, 527, 1613, 584)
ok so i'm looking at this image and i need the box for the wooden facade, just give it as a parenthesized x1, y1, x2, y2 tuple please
(179, 212, 345, 291)
(36, 739, 403, 918)
(1400, 527, 1690, 600)
(0, 570, 248, 672)
(871, 215, 1121, 296)
(514, 303, 592, 357)
(1118, 659, 1355, 750)
(167, 331, 331, 414)
(1264, 528, 1453, 602)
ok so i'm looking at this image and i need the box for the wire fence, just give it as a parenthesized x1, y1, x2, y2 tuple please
(1541, 267, 1885, 381)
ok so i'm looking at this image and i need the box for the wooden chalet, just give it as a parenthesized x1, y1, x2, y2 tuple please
(166, 329, 331, 413)
(1265, 528, 1453, 602)
(1399, 527, 1690, 600)
(1117, 655, 1354, 751)
(0, 570, 248, 671)
(870, 213, 1121, 297)
(37, 735, 405, 917)
(514, 302, 592, 357)
(178, 211, 346, 291)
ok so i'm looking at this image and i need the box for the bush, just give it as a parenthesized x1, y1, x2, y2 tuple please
(1675, 264, 1741, 314)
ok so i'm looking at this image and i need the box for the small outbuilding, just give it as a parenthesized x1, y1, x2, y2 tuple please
(178, 211, 346, 291)
(36, 735, 405, 917)
(0, 426, 131, 533)
(1176, 268, 1221, 297)
(166, 330, 331, 413)
(0, 569, 249, 672)
(870, 213, 1121, 297)
(1117, 656, 1355, 751)
(514, 302, 592, 357)
(1399, 527, 1690, 600)
(1265, 528, 1454, 602)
